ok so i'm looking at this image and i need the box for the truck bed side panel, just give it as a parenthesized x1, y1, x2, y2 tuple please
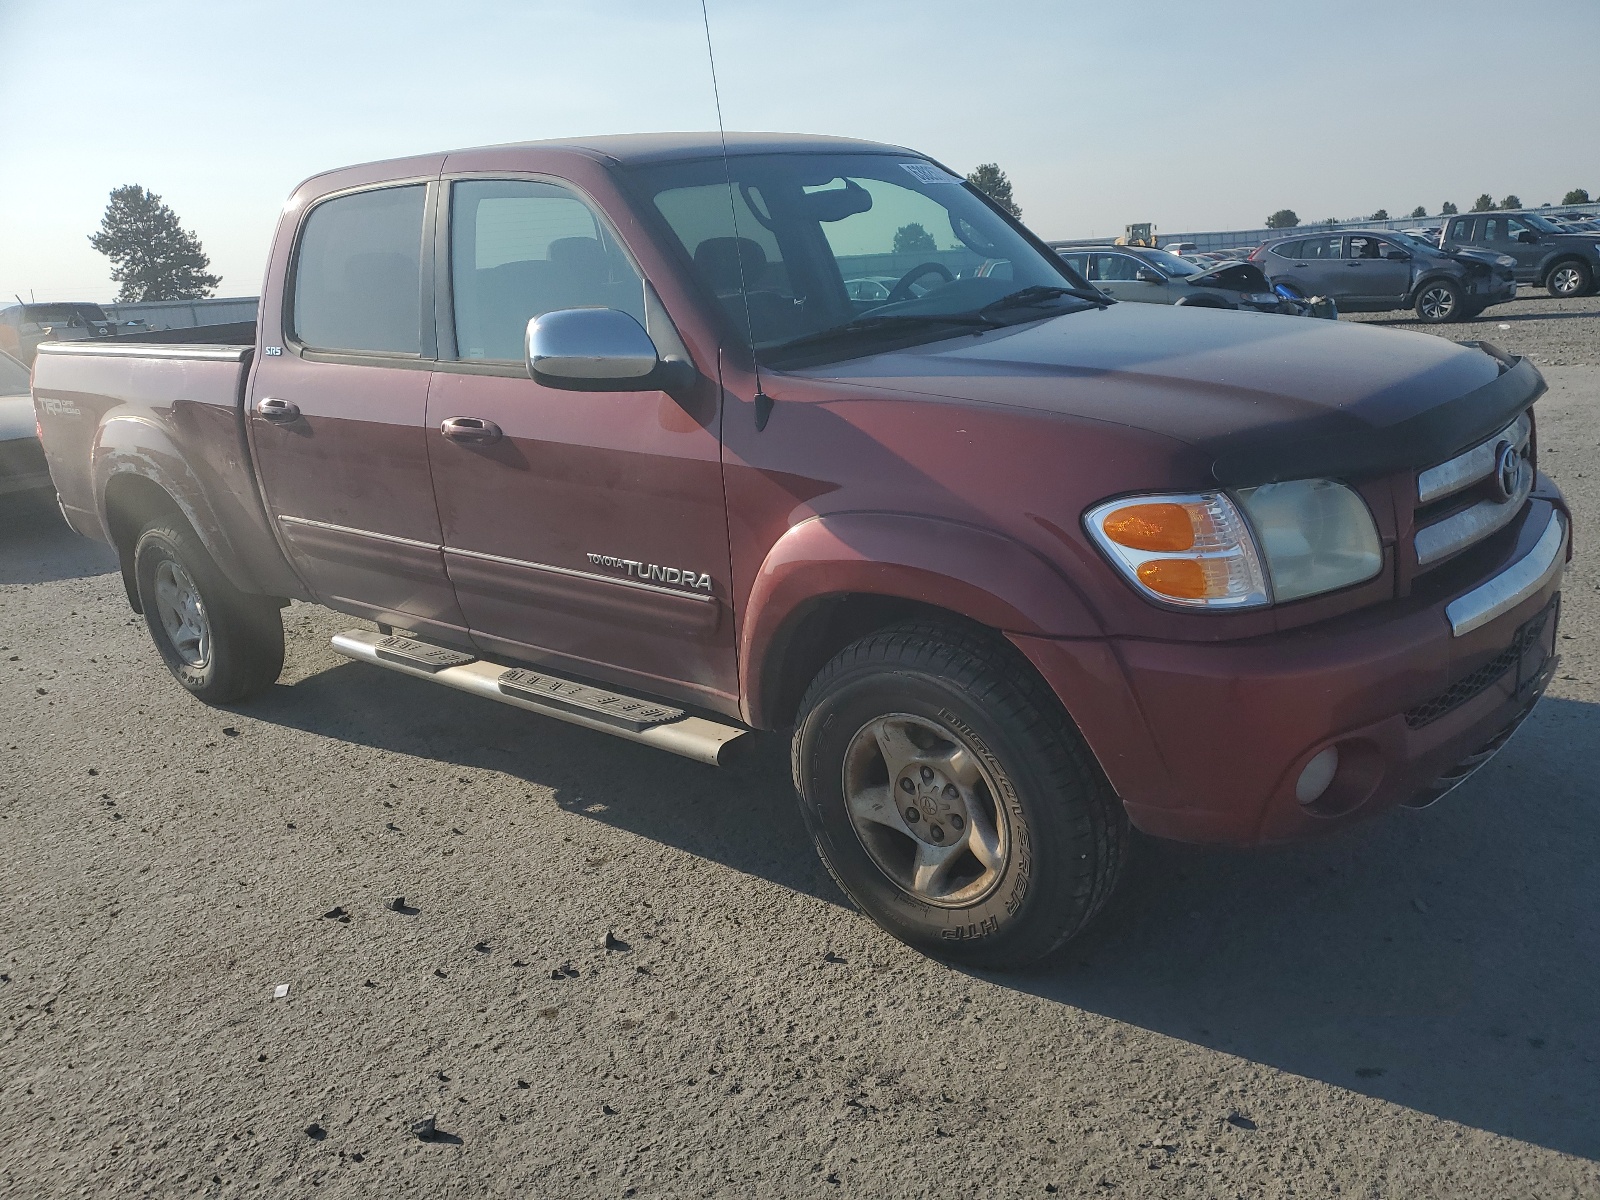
(31, 344, 306, 599)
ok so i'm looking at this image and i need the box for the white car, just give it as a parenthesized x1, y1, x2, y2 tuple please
(1, 348, 50, 496)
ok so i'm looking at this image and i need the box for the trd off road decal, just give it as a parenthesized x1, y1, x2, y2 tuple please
(587, 553, 713, 592)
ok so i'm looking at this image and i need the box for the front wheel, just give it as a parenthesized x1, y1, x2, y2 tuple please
(133, 519, 284, 704)
(791, 623, 1128, 968)
(1414, 279, 1464, 323)
(1546, 259, 1592, 298)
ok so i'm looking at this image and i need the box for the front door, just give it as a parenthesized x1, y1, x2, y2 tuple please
(1342, 235, 1412, 303)
(248, 181, 469, 643)
(1090, 252, 1170, 304)
(425, 177, 738, 715)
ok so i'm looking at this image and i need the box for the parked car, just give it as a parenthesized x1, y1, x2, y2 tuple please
(1049, 243, 1299, 313)
(32, 133, 1569, 967)
(0, 348, 50, 496)
(1252, 229, 1516, 322)
(0, 302, 123, 364)
(1439, 211, 1600, 297)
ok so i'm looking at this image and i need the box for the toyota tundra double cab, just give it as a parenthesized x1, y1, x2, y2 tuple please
(30, 134, 1571, 967)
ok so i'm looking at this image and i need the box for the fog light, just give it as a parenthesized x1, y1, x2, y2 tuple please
(1295, 747, 1340, 805)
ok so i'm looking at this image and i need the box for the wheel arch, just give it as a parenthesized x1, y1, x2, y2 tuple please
(739, 512, 1102, 729)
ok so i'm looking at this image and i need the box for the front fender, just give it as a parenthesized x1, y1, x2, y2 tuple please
(739, 511, 1102, 726)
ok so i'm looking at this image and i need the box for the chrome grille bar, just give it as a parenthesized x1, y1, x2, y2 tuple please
(1417, 413, 1530, 507)
(1415, 464, 1535, 566)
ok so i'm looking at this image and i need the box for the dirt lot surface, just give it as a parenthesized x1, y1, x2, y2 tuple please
(1345, 285, 1600, 367)
(2, 321, 1598, 1197)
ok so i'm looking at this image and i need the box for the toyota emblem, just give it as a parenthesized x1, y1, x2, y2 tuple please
(1491, 441, 1521, 503)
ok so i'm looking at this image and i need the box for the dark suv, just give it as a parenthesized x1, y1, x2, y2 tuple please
(1251, 230, 1516, 323)
(1440, 211, 1600, 297)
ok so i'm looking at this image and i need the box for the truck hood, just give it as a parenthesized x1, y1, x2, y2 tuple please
(797, 301, 1532, 484)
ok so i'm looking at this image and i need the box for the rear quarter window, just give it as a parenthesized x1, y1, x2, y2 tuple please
(1268, 240, 1303, 259)
(291, 185, 427, 355)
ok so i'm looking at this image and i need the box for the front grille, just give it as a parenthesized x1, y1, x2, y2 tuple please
(1412, 411, 1533, 573)
(1404, 598, 1555, 728)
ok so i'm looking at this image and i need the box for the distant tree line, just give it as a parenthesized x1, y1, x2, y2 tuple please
(1264, 187, 1592, 230)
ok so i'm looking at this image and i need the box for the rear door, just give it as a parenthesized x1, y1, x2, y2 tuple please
(425, 175, 738, 715)
(247, 180, 469, 643)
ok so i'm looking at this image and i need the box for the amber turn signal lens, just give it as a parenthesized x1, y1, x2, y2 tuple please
(1136, 558, 1209, 600)
(1101, 503, 1196, 552)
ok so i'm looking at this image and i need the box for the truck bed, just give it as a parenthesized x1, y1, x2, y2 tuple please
(31, 337, 302, 599)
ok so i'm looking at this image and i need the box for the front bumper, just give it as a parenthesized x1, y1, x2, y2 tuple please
(1013, 494, 1569, 845)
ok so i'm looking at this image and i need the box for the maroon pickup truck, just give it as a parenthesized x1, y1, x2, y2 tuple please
(32, 134, 1571, 967)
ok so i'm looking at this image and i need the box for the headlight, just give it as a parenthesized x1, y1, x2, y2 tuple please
(1085, 480, 1382, 609)
(1496, 255, 1517, 268)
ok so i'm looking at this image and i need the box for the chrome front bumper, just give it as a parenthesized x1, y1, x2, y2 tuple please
(1446, 509, 1568, 636)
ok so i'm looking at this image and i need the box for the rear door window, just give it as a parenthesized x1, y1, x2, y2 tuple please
(1299, 236, 1342, 259)
(449, 179, 646, 362)
(1091, 253, 1143, 281)
(292, 186, 427, 355)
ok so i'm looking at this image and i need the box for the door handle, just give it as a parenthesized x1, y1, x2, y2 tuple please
(255, 397, 300, 422)
(440, 416, 502, 445)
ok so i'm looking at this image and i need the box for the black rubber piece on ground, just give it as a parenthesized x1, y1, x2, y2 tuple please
(791, 620, 1129, 970)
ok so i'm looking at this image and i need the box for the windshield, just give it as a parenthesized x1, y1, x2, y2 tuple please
(0, 350, 30, 393)
(629, 153, 1094, 366)
(1519, 212, 1561, 234)
(1393, 231, 1439, 251)
(1138, 248, 1200, 276)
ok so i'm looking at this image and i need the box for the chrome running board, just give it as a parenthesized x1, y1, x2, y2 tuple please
(330, 629, 751, 766)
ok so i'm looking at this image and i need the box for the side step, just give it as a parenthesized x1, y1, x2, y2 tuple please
(329, 629, 751, 766)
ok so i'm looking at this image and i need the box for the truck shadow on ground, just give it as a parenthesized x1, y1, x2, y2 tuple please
(249, 655, 1599, 1161)
(0, 491, 118, 585)
(1007, 692, 1600, 1162)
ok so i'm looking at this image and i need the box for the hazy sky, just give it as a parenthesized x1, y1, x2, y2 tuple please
(1, 0, 1594, 303)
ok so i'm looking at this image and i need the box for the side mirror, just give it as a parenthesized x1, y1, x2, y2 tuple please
(526, 308, 692, 394)
(1384, 249, 1410, 261)
(1515, 230, 1538, 244)
(1134, 268, 1164, 284)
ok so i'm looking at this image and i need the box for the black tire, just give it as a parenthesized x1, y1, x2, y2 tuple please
(791, 621, 1129, 969)
(1414, 279, 1464, 323)
(1545, 259, 1592, 299)
(133, 519, 284, 704)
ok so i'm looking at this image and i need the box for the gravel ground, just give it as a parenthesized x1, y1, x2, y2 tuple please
(2, 363, 1598, 1198)
(1344, 286, 1600, 367)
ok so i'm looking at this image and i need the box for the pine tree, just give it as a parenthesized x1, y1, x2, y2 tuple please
(1409, 206, 1428, 218)
(966, 164, 1022, 219)
(1470, 194, 1496, 212)
(1369, 208, 1389, 221)
(1498, 194, 1522, 210)
(1441, 201, 1458, 215)
(88, 185, 221, 302)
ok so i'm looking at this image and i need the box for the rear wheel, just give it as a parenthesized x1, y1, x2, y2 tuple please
(791, 622, 1128, 968)
(1414, 279, 1464, 323)
(1546, 259, 1591, 298)
(134, 520, 284, 703)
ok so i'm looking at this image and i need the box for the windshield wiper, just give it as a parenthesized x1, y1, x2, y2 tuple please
(765, 312, 1002, 357)
(980, 284, 1111, 313)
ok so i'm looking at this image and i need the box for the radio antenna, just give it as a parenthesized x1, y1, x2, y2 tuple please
(699, 0, 773, 430)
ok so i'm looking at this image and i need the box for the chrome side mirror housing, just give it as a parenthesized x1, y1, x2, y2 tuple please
(526, 308, 660, 391)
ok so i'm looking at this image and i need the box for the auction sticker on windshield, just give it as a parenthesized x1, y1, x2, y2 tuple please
(900, 162, 958, 185)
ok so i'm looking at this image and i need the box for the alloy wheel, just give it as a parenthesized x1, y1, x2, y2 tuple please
(1551, 265, 1583, 296)
(153, 558, 211, 668)
(841, 713, 1010, 907)
(1418, 285, 1456, 321)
